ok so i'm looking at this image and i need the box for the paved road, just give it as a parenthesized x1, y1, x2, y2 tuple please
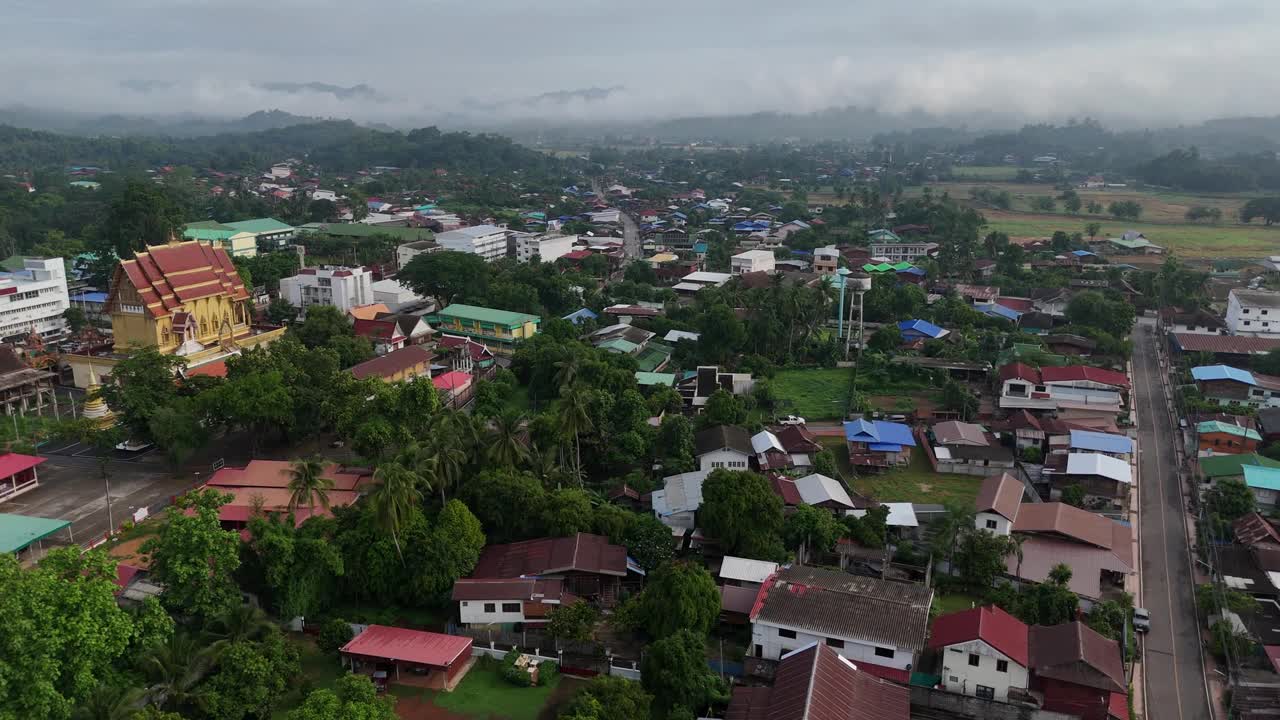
(590, 177, 640, 259)
(1133, 320, 1212, 720)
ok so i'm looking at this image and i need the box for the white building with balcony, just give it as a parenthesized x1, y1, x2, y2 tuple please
(435, 225, 509, 262)
(515, 233, 578, 263)
(279, 266, 374, 314)
(1227, 289, 1280, 337)
(0, 257, 70, 343)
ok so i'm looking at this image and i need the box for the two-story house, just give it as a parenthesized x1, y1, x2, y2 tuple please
(467, 532, 636, 603)
(430, 304, 540, 348)
(1226, 288, 1280, 337)
(1191, 365, 1280, 408)
(726, 643, 909, 720)
(748, 565, 933, 682)
(929, 605, 1031, 702)
(842, 419, 916, 469)
(974, 473, 1026, 536)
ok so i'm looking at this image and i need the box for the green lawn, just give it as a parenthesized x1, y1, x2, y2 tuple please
(948, 165, 1025, 181)
(271, 637, 346, 718)
(830, 446, 983, 506)
(394, 664, 558, 720)
(982, 211, 1280, 258)
(933, 593, 983, 615)
(772, 368, 854, 420)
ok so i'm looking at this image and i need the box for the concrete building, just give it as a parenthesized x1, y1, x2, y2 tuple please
(430, 304, 540, 347)
(731, 249, 776, 275)
(279, 266, 375, 314)
(0, 258, 70, 343)
(452, 578, 573, 627)
(434, 225, 509, 262)
(930, 606, 1030, 702)
(396, 239, 441, 269)
(813, 245, 840, 274)
(371, 279, 424, 311)
(868, 229, 937, 262)
(515, 233, 578, 263)
(1227, 289, 1280, 337)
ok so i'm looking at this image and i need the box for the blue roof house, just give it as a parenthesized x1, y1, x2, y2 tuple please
(897, 319, 949, 341)
(843, 419, 917, 468)
(1068, 430, 1134, 456)
(562, 308, 599, 325)
(1242, 465, 1280, 510)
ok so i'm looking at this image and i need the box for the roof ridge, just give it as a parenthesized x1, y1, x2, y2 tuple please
(801, 645, 820, 719)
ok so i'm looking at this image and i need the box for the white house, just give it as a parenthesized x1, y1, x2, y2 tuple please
(749, 565, 933, 683)
(973, 473, 1025, 537)
(451, 578, 571, 627)
(731, 249, 776, 275)
(0, 257, 70, 343)
(279, 266, 374, 314)
(515, 233, 578, 263)
(435, 225, 509, 262)
(1227, 289, 1280, 337)
(929, 605, 1030, 702)
(694, 425, 753, 472)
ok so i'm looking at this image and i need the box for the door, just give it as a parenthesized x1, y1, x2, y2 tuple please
(975, 685, 995, 700)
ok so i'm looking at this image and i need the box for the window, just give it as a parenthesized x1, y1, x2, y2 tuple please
(996, 660, 1009, 673)
(875, 647, 895, 659)
(976, 685, 995, 700)
(1244, 307, 1251, 314)
(1245, 320, 1253, 326)
(826, 638, 844, 649)
(754, 644, 763, 657)
(1265, 310, 1270, 316)
(986, 519, 998, 530)
(461, 601, 469, 607)
(483, 603, 496, 613)
(778, 628, 797, 639)
(502, 603, 521, 613)
(968, 653, 980, 667)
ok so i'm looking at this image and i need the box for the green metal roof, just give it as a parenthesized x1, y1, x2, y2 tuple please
(225, 218, 295, 234)
(598, 338, 639, 354)
(1198, 452, 1280, 479)
(0, 513, 71, 554)
(1196, 421, 1262, 441)
(185, 220, 234, 231)
(635, 371, 676, 386)
(436, 304, 540, 328)
(183, 227, 241, 241)
(635, 342, 673, 372)
(1109, 237, 1159, 249)
(1243, 464, 1280, 492)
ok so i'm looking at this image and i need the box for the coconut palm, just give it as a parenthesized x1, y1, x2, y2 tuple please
(554, 355, 582, 388)
(1008, 533, 1027, 581)
(487, 409, 530, 468)
(72, 685, 145, 720)
(369, 461, 423, 563)
(286, 456, 333, 514)
(556, 387, 593, 485)
(206, 604, 275, 645)
(141, 632, 217, 712)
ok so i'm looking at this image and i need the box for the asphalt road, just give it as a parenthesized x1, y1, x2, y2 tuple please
(1133, 320, 1213, 720)
(590, 177, 640, 260)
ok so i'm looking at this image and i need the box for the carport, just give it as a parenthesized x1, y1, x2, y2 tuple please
(0, 513, 72, 560)
(340, 624, 473, 691)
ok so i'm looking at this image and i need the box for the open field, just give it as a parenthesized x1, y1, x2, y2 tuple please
(947, 165, 1025, 181)
(981, 211, 1280, 257)
(820, 440, 983, 505)
(392, 665, 560, 720)
(772, 368, 854, 420)
(933, 593, 983, 615)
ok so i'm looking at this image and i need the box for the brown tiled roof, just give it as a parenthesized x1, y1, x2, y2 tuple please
(348, 345, 433, 380)
(975, 473, 1025, 522)
(1172, 333, 1280, 355)
(113, 241, 248, 319)
(1029, 622, 1126, 692)
(932, 420, 988, 446)
(1013, 502, 1131, 566)
(725, 644, 909, 720)
(450, 577, 566, 602)
(471, 533, 627, 579)
(750, 566, 932, 652)
(1235, 512, 1280, 547)
(695, 424, 754, 456)
(773, 424, 823, 453)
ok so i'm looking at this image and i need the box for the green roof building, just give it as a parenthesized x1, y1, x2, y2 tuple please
(635, 371, 676, 387)
(1198, 452, 1280, 481)
(0, 513, 72, 556)
(431, 304, 541, 346)
(182, 221, 258, 257)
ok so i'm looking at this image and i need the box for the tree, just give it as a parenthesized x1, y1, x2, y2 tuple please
(71, 685, 145, 720)
(868, 324, 902, 352)
(287, 673, 398, 720)
(559, 675, 651, 720)
(1195, 583, 1260, 616)
(1015, 563, 1079, 626)
(1086, 201, 1104, 214)
(640, 630, 727, 719)
(200, 632, 301, 720)
(267, 298, 298, 324)
(207, 604, 275, 645)
(1108, 200, 1142, 220)
(698, 470, 785, 561)
(931, 500, 975, 575)
(148, 398, 207, 468)
(1207, 478, 1254, 521)
(622, 514, 676, 572)
(141, 632, 219, 713)
(99, 179, 185, 260)
(1065, 290, 1135, 338)
(557, 387, 594, 484)
(547, 600, 600, 643)
(953, 529, 1014, 593)
(842, 505, 889, 549)
(64, 306, 88, 332)
(656, 415, 696, 473)
(318, 619, 355, 655)
(461, 468, 546, 542)
(703, 389, 746, 427)
(143, 489, 242, 621)
(1085, 221, 1102, 240)
(697, 304, 745, 363)
(1061, 484, 1087, 507)
(288, 456, 334, 513)
(486, 409, 530, 467)
(0, 549, 136, 720)
(98, 345, 186, 441)
(1241, 197, 1280, 226)
(1061, 190, 1082, 213)
(784, 504, 841, 565)
(541, 488, 594, 537)
(941, 380, 978, 421)
(1030, 196, 1057, 212)
(399, 251, 489, 308)
(367, 462, 423, 562)
(639, 561, 721, 639)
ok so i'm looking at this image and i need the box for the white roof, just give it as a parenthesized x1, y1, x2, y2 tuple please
(794, 473, 854, 508)
(884, 503, 919, 527)
(437, 224, 504, 240)
(751, 430, 785, 455)
(665, 330, 701, 343)
(933, 447, 953, 460)
(719, 556, 779, 584)
(1065, 452, 1132, 484)
(672, 282, 705, 292)
(371, 279, 418, 296)
(682, 271, 733, 285)
(732, 249, 775, 261)
(651, 470, 711, 516)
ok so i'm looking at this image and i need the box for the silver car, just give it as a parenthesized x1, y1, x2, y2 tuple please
(1133, 608, 1151, 633)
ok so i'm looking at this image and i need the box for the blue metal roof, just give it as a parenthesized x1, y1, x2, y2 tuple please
(562, 308, 598, 324)
(70, 291, 108, 303)
(871, 421, 916, 447)
(843, 419, 878, 441)
(980, 304, 1022, 321)
(843, 419, 916, 447)
(1191, 365, 1256, 385)
(1243, 464, 1280, 492)
(898, 319, 946, 339)
(1069, 430, 1133, 454)
(1070, 250, 1096, 257)
(868, 443, 904, 452)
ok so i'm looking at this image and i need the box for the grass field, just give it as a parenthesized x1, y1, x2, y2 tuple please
(400, 664, 559, 720)
(819, 441, 983, 506)
(271, 637, 345, 719)
(772, 368, 854, 420)
(981, 211, 1280, 257)
(933, 593, 983, 615)
(947, 166, 1025, 181)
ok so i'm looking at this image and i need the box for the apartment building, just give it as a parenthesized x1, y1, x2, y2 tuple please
(435, 224, 509, 262)
(1226, 289, 1280, 336)
(515, 233, 578, 263)
(0, 257, 70, 343)
(279, 266, 374, 313)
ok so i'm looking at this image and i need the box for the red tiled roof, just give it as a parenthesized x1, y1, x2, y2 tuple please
(114, 563, 142, 589)
(929, 605, 1029, 666)
(772, 424, 822, 453)
(439, 335, 493, 361)
(340, 625, 472, 668)
(726, 644, 910, 720)
(0, 452, 45, 479)
(112, 241, 248, 319)
(185, 359, 228, 378)
(471, 533, 627, 578)
(1172, 333, 1280, 355)
(207, 459, 371, 491)
(1013, 503, 1131, 567)
(349, 345, 433, 380)
(1039, 365, 1130, 389)
(1029, 621, 1126, 693)
(1109, 691, 1130, 720)
(561, 249, 593, 261)
(1235, 512, 1280, 547)
(432, 371, 471, 392)
(999, 362, 1040, 383)
(996, 296, 1035, 313)
(769, 474, 804, 505)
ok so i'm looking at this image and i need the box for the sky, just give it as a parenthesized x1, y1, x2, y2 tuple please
(3, 0, 1280, 128)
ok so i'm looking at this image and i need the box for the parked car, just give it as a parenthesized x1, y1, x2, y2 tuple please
(778, 415, 806, 426)
(114, 439, 154, 452)
(1133, 607, 1151, 633)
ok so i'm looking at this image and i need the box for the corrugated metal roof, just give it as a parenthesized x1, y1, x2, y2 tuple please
(1065, 453, 1132, 484)
(975, 473, 1025, 521)
(1244, 464, 1280, 492)
(795, 473, 854, 508)
(340, 625, 471, 668)
(1069, 430, 1134, 454)
(1197, 420, 1262, 441)
(0, 513, 70, 553)
(720, 556, 779, 584)
(930, 605, 1029, 667)
(435, 303, 540, 327)
(1192, 365, 1257, 385)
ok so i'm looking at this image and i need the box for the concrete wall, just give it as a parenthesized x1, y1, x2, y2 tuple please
(699, 448, 751, 472)
(976, 511, 1012, 536)
(459, 599, 526, 625)
(910, 685, 1078, 720)
(750, 621, 911, 671)
(937, 640, 1029, 702)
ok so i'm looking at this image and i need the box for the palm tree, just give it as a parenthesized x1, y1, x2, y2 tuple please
(557, 388, 593, 485)
(554, 355, 582, 388)
(287, 456, 333, 514)
(369, 462, 423, 563)
(73, 685, 145, 720)
(1008, 534, 1027, 581)
(142, 632, 217, 712)
(488, 409, 530, 468)
(528, 442, 567, 489)
(206, 604, 275, 645)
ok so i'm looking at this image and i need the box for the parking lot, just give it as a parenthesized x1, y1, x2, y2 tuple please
(3, 448, 197, 548)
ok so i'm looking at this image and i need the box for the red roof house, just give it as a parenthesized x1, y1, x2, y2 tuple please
(0, 452, 46, 502)
(1029, 622, 1127, 720)
(1039, 365, 1130, 390)
(725, 643, 909, 720)
(340, 625, 473, 690)
(469, 532, 631, 602)
(929, 606, 1031, 701)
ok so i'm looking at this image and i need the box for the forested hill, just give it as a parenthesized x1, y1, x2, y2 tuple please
(0, 121, 558, 174)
